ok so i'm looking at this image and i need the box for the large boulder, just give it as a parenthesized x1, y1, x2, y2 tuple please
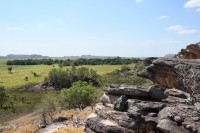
(175, 42, 200, 59)
(138, 58, 200, 95)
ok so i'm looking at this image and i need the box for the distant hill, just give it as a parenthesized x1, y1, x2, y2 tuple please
(0, 54, 144, 59)
(0, 54, 49, 59)
(64, 55, 119, 59)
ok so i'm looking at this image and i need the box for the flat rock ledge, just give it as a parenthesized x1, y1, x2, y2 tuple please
(85, 85, 200, 133)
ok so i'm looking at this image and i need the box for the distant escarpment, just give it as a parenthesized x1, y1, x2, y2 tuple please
(85, 42, 200, 133)
(175, 42, 200, 59)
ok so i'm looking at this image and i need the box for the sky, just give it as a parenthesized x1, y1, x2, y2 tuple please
(0, 0, 200, 57)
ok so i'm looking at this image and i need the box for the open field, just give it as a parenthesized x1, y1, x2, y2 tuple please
(0, 59, 134, 124)
(0, 59, 131, 89)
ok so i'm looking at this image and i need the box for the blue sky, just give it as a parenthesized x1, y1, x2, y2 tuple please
(0, 0, 200, 57)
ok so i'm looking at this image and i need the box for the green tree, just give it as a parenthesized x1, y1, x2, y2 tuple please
(0, 86, 6, 108)
(7, 67, 12, 74)
(61, 81, 97, 110)
(121, 65, 131, 72)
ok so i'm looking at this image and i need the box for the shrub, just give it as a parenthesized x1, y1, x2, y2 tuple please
(61, 81, 97, 110)
(48, 67, 99, 89)
(7, 67, 12, 74)
(121, 65, 131, 72)
(24, 76, 28, 81)
(31, 71, 38, 77)
(0, 86, 6, 108)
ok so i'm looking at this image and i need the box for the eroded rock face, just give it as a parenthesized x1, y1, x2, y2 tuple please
(85, 43, 200, 133)
(138, 58, 200, 94)
(175, 42, 200, 59)
(85, 85, 200, 133)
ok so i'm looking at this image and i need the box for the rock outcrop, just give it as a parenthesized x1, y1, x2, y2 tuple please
(138, 58, 200, 94)
(175, 42, 200, 59)
(85, 85, 200, 133)
(85, 43, 200, 133)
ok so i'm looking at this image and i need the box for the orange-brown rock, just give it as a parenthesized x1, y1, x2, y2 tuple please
(175, 42, 200, 59)
(138, 58, 200, 94)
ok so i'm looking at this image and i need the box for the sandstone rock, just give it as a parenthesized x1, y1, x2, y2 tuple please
(148, 85, 167, 101)
(86, 85, 200, 133)
(165, 88, 190, 99)
(157, 119, 190, 133)
(85, 113, 134, 133)
(143, 57, 158, 66)
(99, 93, 111, 105)
(173, 115, 183, 123)
(138, 58, 200, 94)
(128, 99, 166, 113)
(158, 105, 200, 132)
(162, 96, 188, 104)
(113, 95, 128, 111)
(175, 42, 200, 59)
(106, 85, 149, 98)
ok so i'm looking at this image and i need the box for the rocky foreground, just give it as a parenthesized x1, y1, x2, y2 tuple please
(85, 85, 200, 133)
(85, 43, 200, 133)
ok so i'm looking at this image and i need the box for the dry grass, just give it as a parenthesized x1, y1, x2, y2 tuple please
(54, 106, 93, 121)
(53, 127, 84, 133)
(17, 125, 40, 133)
(4, 125, 39, 133)
(9, 111, 40, 125)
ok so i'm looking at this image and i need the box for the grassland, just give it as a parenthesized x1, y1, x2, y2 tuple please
(0, 59, 134, 124)
(0, 59, 128, 89)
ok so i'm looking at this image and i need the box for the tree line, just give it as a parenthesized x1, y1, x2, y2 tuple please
(6, 57, 141, 66)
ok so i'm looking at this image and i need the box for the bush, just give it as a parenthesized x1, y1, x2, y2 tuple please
(120, 65, 131, 72)
(48, 66, 99, 89)
(61, 81, 97, 110)
(31, 71, 39, 77)
(0, 86, 6, 108)
(7, 67, 12, 74)
(24, 76, 28, 81)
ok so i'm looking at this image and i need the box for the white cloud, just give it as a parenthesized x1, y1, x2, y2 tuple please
(157, 16, 169, 19)
(185, 0, 200, 11)
(6, 27, 25, 31)
(185, 0, 200, 8)
(135, 0, 142, 3)
(167, 25, 197, 35)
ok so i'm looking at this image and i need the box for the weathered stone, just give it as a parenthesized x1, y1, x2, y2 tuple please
(85, 113, 134, 133)
(147, 113, 158, 117)
(143, 57, 158, 66)
(157, 119, 190, 133)
(159, 105, 200, 132)
(165, 88, 190, 99)
(99, 94, 111, 105)
(106, 86, 149, 98)
(162, 96, 188, 104)
(86, 84, 200, 133)
(106, 94, 119, 104)
(128, 99, 166, 113)
(138, 58, 200, 94)
(148, 85, 167, 101)
(114, 95, 128, 111)
(173, 116, 183, 123)
(175, 42, 200, 59)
